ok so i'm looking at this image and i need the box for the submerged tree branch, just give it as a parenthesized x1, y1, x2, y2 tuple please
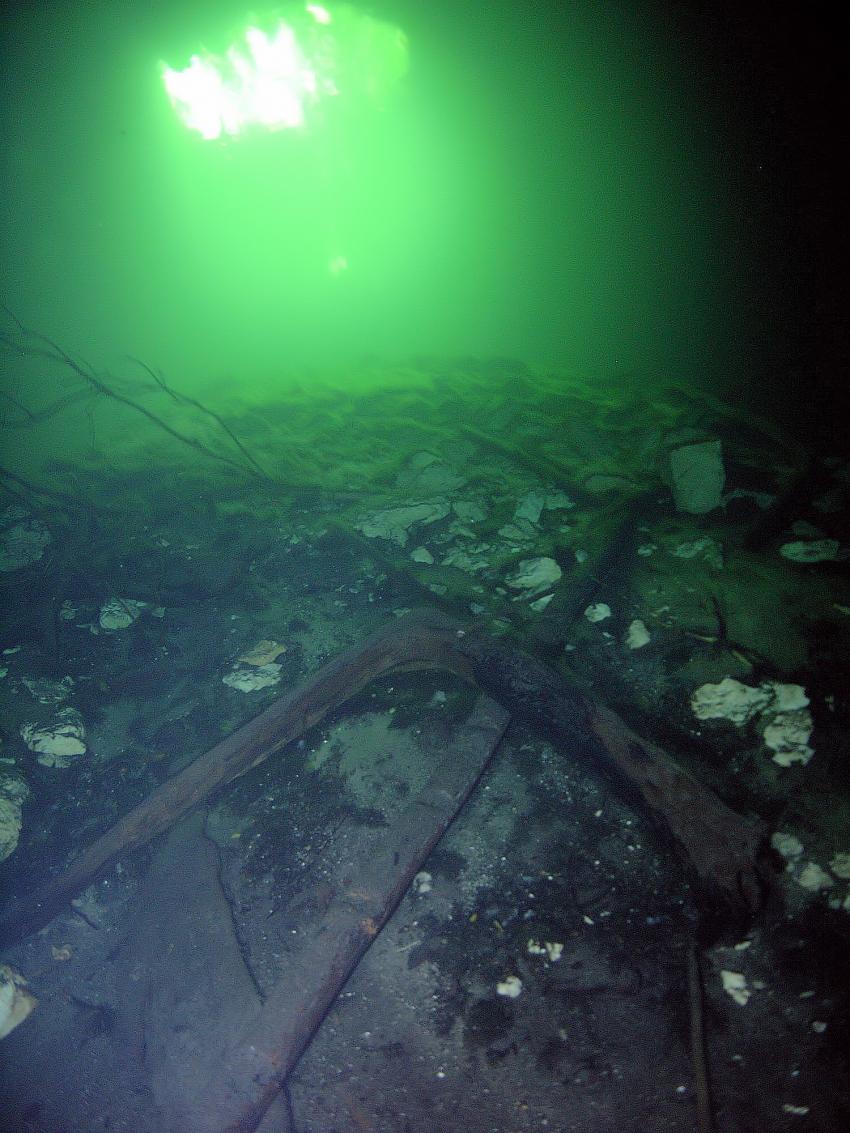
(0, 609, 769, 949)
(1, 311, 275, 485)
(128, 357, 271, 480)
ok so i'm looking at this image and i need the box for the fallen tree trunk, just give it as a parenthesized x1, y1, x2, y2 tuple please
(0, 609, 768, 949)
(451, 629, 769, 912)
(190, 695, 511, 1133)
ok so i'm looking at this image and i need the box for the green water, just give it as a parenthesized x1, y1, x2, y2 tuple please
(1, 0, 776, 481)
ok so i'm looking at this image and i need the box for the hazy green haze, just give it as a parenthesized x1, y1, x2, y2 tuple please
(2, 1, 748, 409)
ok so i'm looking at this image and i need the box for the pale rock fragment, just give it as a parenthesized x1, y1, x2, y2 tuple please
(0, 773, 29, 862)
(496, 975, 523, 998)
(506, 556, 561, 598)
(666, 440, 725, 514)
(21, 708, 87, 767)
(770, 832, 804, 862)
(514, 489, 575, 525)
(769, 683, 809, 712)
(442, 548, 490, 573)
(720, 970, 751, 1006)
(222, 663, 282, 692)
(498, 519, 537, 544)
(399, 454, 465, 494)
(22, 675, 74, 704)
(514, 490, 546, 524)
(796, 862, 834, 892)
(762, 710, 814, 767)
(584, 603, 611, 623)
(625, 619, 650, 649)
(99, 598, 148, 630)
(690, 678, 772, 726)
(0, 964, 37, 1039)
(357, 500, 450, 546)
(528, 939, 563, 962)
(692, 679, 815, 765)
(237, 640, 287, 666)
(412, 871, 432, 894)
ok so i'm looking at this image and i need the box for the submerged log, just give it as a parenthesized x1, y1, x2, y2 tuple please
(191, 695, 511, 1133)
(0, 609, 768, 949)
(452, 629, 769, 912)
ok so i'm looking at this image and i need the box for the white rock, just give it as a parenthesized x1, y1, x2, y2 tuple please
(506, 557, 562, 598)
(222, 663, 282, 692)
(667, 440, 725, 514)
(625, 619, 650, 649)
(21, 708, 87, 767)
(584, 603, 611, 623)
(527, 939, 563, 961)
(410, 546, 434, 564)
(0, 964, 37, 1039)
(796, 862, 834, 892)
(357, 500, 450, 546)
(771, 832, 804, 861)
(767, 683, 809, 712)
(496, 975, 523, 998)
(720, 970, 751, 1006)
(99, 598, 148, 630)
(412, 871, 433, 894)
(763, 710, 814, 767)
(22, 676, 74, 704)
(515, 490, 546, 524)
(690, 678, 772, 726)
(829, 852, 850, 880)
(779, 539, 843, 563)
(0, 774, 29, 863)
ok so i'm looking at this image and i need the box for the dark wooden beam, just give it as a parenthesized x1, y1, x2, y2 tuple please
(0, 608, 768, 950)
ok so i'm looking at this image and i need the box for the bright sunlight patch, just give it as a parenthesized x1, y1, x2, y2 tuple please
(161, 3, 409, 140)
